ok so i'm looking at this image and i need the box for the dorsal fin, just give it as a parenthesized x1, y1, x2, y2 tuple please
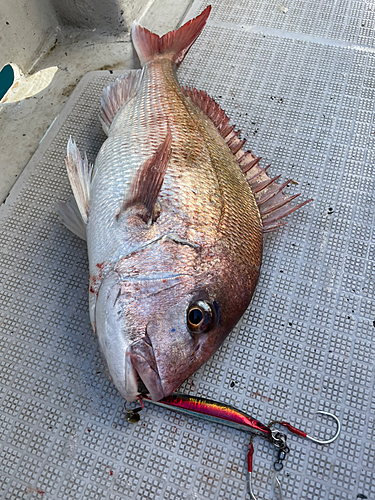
(117, 129, 172, 222)
(99, 69, 143, 134)
(182, 86, 312, 232)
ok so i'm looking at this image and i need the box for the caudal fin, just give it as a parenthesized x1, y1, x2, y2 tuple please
(132, 6, 211, 66)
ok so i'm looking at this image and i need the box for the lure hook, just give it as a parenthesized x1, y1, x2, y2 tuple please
(276, 410, 341, 445)
(306, 411, 341, 445)
(272, 473, 283, 500)
(247, 436, 258, 500)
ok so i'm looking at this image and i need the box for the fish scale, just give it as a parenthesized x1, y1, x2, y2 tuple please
(91, 57, 258, 279)
(90, 63, 220, 269)
(59, 6, 307, 402)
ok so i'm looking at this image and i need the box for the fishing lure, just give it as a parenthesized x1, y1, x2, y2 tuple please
(124, 393, 340, 499)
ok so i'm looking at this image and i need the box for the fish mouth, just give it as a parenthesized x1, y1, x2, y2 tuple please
(127, 331, 165, 401)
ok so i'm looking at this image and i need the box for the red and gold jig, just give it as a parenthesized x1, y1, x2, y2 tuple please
(124, 394, 340, 499)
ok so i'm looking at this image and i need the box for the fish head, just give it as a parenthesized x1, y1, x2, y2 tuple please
(94, 265, 198, 402)
(95, 243, 258, 402)
(137, 256, 256, 400)
(136, 290, 223, 399)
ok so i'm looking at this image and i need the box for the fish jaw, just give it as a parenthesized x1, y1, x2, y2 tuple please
(122, 285, 199, 401)
(144, 298, 198, 399)
(139, 287, 236, 400)
(95, 270, 140, 401)
(128, 335, 165, 401)
(127, 294, 220, 401)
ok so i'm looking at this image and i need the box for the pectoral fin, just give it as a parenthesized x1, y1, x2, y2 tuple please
(56, 195, 87, 240)
(117, 129, 172, 223)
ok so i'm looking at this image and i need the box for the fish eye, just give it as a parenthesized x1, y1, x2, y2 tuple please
(187, 300, 217, 333)
(188, 308, 203, 325)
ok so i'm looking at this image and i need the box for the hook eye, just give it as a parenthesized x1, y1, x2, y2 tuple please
(307, 411, 341, 444)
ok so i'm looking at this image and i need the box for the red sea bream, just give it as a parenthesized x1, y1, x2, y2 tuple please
(58, 6, 311, 401)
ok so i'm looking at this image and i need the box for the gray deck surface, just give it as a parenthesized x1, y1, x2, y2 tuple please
(0, 0, 374, 498)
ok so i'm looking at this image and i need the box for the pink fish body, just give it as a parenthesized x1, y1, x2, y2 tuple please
(59, 7, 310, 401)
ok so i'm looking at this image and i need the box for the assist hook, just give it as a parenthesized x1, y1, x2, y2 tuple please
(276, 410, 341, 445)
(308, 411, 341, 444)
(248, 435, 285, 500)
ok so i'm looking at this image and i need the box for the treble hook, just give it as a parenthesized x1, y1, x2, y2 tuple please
(278, 411, 341, 445)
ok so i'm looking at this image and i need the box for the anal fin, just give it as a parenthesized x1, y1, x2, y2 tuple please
(117, 129, 172, 223)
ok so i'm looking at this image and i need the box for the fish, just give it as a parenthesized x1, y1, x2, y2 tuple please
(57, 6, 311, 402)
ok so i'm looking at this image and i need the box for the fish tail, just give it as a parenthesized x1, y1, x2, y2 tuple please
(131, 5, 211, 66)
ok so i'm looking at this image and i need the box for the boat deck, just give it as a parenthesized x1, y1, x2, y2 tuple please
(0, 0, 374, 498)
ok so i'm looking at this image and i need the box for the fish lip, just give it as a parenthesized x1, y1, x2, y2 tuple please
(128, 332, 165, 401)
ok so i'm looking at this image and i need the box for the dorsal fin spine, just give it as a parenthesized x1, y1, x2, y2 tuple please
(247, 164, 272, 184)
(252, 174, 281, 194)
(182, 86, 312, 230)
(257, 179, 292, 206)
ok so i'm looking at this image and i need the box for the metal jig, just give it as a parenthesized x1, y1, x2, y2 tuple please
(125, 396, 341, 500)
(141, 393, 272, 438)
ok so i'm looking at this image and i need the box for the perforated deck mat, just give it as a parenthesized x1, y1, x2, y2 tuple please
(1, 1, 375, 499)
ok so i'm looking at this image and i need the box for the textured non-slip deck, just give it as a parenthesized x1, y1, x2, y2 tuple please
(0, 1, 374, 498)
